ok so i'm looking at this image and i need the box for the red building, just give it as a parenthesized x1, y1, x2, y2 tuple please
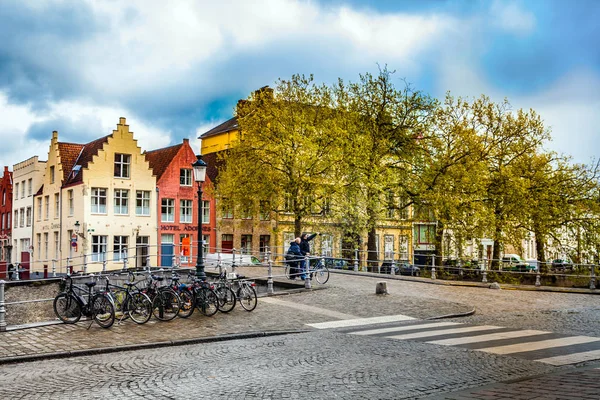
(0, 166, 12, 278)
(145, 139, 216, 268)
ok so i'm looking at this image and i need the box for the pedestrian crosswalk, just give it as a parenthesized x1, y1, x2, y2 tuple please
(306, 316, 600, 366)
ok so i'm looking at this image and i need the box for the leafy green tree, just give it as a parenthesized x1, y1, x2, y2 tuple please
(216, 75, 348, 238)
(336, 67, 436, 266)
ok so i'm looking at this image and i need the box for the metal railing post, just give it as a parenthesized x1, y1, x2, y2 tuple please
(535, 270, 541, 287)
(172, 255, 177, 269)
(431, 256, 436, 280)
(66, 257, 71, 276)
(146, 256, 151, 272)
(590, 265, 596, 290)
(15, 263, 20, 281)
(0, 280, 6, 332)
(482, 270, 488, 283)
(267, 250, 274, 294)
(390, 254, 396, 276)
(217, 252, 222, 276)
(52, 259, 57, 278)
(122, 257, 128, 271)
(304, 255, 312, 289)
(83, 254, 88, 275)
(231, 248, 237, 273)
(102, 259, 107, 274)
(353, 249, 358, 272)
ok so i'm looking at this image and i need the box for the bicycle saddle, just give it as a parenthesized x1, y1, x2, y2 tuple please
(85, 281, 97, 288)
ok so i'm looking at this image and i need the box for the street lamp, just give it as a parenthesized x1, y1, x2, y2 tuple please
(192, 155, 207, 279)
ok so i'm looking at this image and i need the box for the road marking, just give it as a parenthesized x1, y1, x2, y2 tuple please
(536, 349, 600, 366)
(428, 329, 551, 346)
(477, 336, 600, 355)
(349, 322, 461, 336)
(306, 314, 416, 329)
(385, 325, 502, 340)
(260, 297, 357, 320)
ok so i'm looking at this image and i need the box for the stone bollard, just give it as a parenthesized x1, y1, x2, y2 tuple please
(0, 280, 5, 331)
(590, 265, 596, 290)
(535, 270, 541, 287)
(490, 282, 501, 290)
(353, 249, 358, 272)
(482, 270, 488, 283)
(375, 281, 388, 295)
(267, 250, 274, 295)
(304, 255, 312, 289)
(431, 266, 436, 280)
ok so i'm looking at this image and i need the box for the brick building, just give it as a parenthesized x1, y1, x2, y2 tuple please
(0, 166, 12, 278)
(145, 139, 216, 267)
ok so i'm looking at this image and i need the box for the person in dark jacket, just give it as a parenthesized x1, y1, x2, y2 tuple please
(299, 232, 319, 279)
(285, 238, 303, 280)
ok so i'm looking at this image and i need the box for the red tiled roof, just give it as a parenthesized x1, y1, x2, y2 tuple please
(63, 135, 110, 186)
(57, 142, 84, 183)
(145, 143, 184, 181)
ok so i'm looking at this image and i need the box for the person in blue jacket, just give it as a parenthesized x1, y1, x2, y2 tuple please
(299, 232, 319, 279)
(285, 238, 303, 280)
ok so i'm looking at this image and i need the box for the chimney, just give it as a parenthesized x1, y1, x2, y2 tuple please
(119, 117, 126, 125)
(183, 138, 189, 144)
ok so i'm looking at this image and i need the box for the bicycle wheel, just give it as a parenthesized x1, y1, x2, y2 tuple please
(215, 286, 236, 313)
(196, 287, 219, 317)
(237, 284, 257, 312)
(127, 292, 152, 324)
(177, 289, 195, 319)
(152, 290, 180, 321)
(92, 294, 115, 328)
(313, 266, 330, 284)
(53, 293, 82, 324)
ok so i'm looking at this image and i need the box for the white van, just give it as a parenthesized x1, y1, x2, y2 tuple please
(501, 254, 536, 272)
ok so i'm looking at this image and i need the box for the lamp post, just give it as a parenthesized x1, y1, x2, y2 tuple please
(192, 155, 207, 280)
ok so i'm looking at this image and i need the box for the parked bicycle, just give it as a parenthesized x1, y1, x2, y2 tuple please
(53, 274, 116, 329)
(105, 272, 153, 325)
(168, 272, 196, 319)
(187, 274, 219, 316)
(141, 271, 182, 321)
(285, 257, 329, 284)
(212, 269, 237, 313)
(232, 274, 257, 312)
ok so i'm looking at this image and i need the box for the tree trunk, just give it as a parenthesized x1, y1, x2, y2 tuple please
(367, 228, 378, 272)
(534, 231, 547, 272)
(434, 221, 444, 266)
(294, 216, 302, 238)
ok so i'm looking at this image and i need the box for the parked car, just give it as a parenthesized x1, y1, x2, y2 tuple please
(322, 257, 349, 270)
(502, 254, 536, 272)
(551, 259, 573, 272)
(380, 261, 420, 276)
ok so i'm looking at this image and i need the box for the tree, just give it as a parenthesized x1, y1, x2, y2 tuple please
(335, 67, 436, 267)
(216, 75, 348, 239)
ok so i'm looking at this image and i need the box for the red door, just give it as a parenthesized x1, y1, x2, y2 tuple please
(20, 252, 30, 280)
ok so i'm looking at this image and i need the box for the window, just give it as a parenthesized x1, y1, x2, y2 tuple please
(283, 194, 293, 212)
(113, 236, 128, 261)
(321, 234, 333, 257)
(241, 235, 252, 254)
(6, 212, 10, 229)
(136, 191, 151, 215)
(44, 233, 49, 259)
(1, 213, 4, 230)
(44, 196, 49, 220)
(26, 207, 31, 227)
(19, 208, 25, 228)
(114, 153, 131, 178)
(21, 180, 25, 198)
(179, 234, 191, 263)
(50, 166, 55, 184)
(54, 193, 59, 218)
(180, 169, 192, 186)
(259, 201, 270, 220)
(37, 198, 42, 221)
(222, 199, 233, 219)
(240, 204, 252, 220)
(202, 234, 209, 254)
(114, 189, 129, 215)
(68, 190, 74, 216)
(202, 200, 210, 224)
(14, 183, 18, 200)
(398, 198, 409, 220)
(28, 179, 32, 196)
(91, 235, 107, 262)
(54, 232, 59, 257)
(259, 235, 270, 254)
(414, 224, 435, 244)
(13, 211, 17, 229)
(180, 200, 192, 223)
(384, 235, 394, 260)
(161, 198, 174, 222)
(91, 188, 107, 214)
(386, 192, 395, 219)
(36, 234, 41, 260)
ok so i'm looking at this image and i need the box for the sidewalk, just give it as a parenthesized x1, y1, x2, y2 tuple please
(0, 266, 474, 365)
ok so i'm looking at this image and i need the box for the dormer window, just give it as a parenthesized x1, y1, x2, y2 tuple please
(114, 154, 131, 178)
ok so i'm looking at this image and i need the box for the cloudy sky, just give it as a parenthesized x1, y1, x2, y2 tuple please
(0, 0, 598, 168)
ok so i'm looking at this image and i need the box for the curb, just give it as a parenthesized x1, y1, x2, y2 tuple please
(0, 329, 310, 366)
(330, 269, 600, 295)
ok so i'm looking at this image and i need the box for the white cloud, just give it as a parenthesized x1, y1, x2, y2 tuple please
(490, 0, 536, 35)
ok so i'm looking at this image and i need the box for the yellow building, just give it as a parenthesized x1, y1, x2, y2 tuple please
(32, 118, 158, 274)
(200, 117, 415, 265)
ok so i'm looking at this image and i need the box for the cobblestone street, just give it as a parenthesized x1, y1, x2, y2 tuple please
(1, 268, 600, 398)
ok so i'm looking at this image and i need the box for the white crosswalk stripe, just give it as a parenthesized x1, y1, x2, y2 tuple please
(307, 316, 600, 366)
